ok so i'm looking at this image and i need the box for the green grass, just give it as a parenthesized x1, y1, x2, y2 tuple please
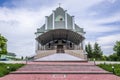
(98, 64, 120, 76)
(0, 63, 24, 77)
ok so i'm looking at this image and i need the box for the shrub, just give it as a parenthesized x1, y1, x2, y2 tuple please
(98, 64, 120, 76)
(0, 63, 24, 77)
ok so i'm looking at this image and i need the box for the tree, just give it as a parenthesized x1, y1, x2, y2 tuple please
(108, 53, 118, 61)
(101, 55, 108, 61)
(113, 41, 120, 60)
(21, 56, 24, 60)
(85, 42, 103, 60)
(113, 41, 120, 61)
(85, 43, 93, 58)
(0, 34, 7, 56)
(93, 42, 103, 60)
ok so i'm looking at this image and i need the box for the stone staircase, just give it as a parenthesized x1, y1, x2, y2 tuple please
(34, 50, 56, 59)
(2, 62, 119, 80)
(65, 50, 87, 60)
(11, 62, 111, 74)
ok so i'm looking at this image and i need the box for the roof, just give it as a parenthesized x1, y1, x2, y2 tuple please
(36, 29, 85, 45)
(35, 7, 85, 34)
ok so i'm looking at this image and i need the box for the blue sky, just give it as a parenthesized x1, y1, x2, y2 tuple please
(0, 0, 120, 57)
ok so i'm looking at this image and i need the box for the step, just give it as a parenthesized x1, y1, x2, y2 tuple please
(11, 71, 112, 74)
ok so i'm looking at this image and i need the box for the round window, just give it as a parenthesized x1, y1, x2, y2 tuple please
(60, 18, 63, 21)
(55, 15, 64, 21)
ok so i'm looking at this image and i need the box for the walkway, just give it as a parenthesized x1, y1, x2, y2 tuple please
(0, 61, 120, 80)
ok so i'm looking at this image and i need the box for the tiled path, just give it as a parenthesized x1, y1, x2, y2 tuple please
(0, 61, 120, 80)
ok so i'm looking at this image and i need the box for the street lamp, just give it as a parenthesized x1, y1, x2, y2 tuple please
(112, 66, 115, 74)
(7, 66, 10, 70)
(25, 56, 28, 64)
(104, 61, 106, 65)
(93, 58, 96, 65)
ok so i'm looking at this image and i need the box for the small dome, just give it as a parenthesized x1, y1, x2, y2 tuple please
(55, 7, 64, 11)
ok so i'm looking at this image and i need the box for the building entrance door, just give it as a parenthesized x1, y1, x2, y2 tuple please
(57, 45, 64, 53)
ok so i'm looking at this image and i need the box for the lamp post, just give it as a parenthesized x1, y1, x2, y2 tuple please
(94, 58, 96, 65)
(104, 61, 106, 65)
(7, 66, 10, 70)
(25, 56, 28, 64)
(112, 66, 115, 74)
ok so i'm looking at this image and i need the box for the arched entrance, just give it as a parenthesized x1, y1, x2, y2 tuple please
(57, 45, 64, 53)
(36, 29, 85, 52)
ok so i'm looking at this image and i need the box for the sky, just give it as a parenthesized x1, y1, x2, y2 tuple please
(0, 0, 120, 57)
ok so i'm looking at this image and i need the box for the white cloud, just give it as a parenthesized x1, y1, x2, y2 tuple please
(0, 5, 55, 57)
(0, 0, 119, 57)
(61, 0, 104, 11)
(85, 33, 120, 55)
(107, 0, 117, 3)
(97, 34, 120, 45)
(102, 45, 113, 49)
(94, 13, 120, 24)
(96, 34, 120, 55)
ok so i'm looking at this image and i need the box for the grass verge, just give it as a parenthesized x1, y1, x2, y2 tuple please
(0, 63, 24, 77)
(98, 64, 120, 76)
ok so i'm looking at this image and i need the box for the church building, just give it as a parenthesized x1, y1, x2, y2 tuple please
(34, 7, 87, 61)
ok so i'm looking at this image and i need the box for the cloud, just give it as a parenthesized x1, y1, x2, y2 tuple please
(96, 34, 120, 55)
(0, 4, 54, 57)
(0, 0, 120, 57)
(95, 13, 120, 24)
(85, 33, 120, 56)
(100, 21, 120, 26)
(97, 34, 120, 45)
(86, 0, 120, 18)
(107, 0, 116, 3)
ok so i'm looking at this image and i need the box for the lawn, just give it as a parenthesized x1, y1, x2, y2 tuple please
(0, 63, 24, 77)
(98, 64, 120, 76)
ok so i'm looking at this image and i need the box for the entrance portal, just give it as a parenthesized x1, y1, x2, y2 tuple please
(57, 45, 64, 53)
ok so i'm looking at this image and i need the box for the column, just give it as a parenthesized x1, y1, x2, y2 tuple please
(65, 10, 67, 29)
(44, 45, 46, 50)
(41, 46, 43, 50)
(82, 40, 85, 50)
(38, 43, 41, 50)
(72, 16, 75, 30)
(81, 41, 83, 50)
(53, 10, 55, 29)
(35, 40, 38, 53)
(45, 16, 48, 30)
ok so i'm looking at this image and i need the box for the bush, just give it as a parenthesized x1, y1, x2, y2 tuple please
(98, 64, 120, 76)
(0, 63, 24, 77)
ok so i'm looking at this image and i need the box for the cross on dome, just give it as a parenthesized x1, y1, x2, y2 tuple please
(58, 3, 61, 7)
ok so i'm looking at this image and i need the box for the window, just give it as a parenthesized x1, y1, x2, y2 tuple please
(55, 15, 64, 21)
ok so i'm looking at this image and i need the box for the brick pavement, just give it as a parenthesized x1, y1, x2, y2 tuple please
(0, 74, 120, 80)
(0, 61, 120, 80)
